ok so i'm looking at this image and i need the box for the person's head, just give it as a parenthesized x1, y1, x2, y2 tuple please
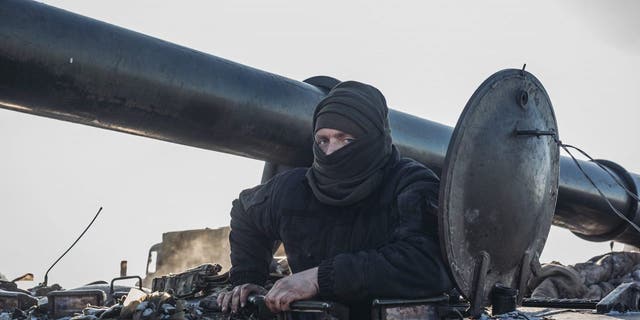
(306, 81, 395, 206)
(313, 109, 365, 155)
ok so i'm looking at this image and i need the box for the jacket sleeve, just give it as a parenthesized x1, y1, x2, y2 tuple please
(229, 183, 279, 286)
(316, 168, 453, 301)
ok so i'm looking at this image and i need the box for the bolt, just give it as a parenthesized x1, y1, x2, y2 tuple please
(517, 90, 528, 109)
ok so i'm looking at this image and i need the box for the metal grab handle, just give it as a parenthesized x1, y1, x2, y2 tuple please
(246, 295, 276, 319)
(515, 129, 557, 137)
(248, 295, 334, 311)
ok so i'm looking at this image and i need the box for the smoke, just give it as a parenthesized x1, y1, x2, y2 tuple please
(152, 227, 232, 278)
(145, 226, 290, 285)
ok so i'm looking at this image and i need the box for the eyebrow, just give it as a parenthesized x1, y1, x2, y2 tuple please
(335, 132, 355, 139)
(314, 131, 356, 139)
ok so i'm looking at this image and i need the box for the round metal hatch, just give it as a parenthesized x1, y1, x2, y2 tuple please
(439, 69, 560, 310)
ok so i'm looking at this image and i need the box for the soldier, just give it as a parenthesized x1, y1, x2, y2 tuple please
(218, 81, 452, 318)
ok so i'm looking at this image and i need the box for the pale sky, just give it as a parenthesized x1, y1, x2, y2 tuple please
(1, 1, 639, 289)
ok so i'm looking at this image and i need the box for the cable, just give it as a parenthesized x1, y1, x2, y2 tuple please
(562, 144, 640, 203)
(553, 135, 640, 235)
(560, 145, 640, 235)
(42, 206, 103, 287)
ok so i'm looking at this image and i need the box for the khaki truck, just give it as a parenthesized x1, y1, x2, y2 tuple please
(142, 227, 231, 288)
(142, 227, 287, 288)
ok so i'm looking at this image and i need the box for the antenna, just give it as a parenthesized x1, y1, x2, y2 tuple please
(42, 207, 103, 287)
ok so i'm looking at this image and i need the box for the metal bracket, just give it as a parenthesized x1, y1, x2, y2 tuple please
(515, 129, 556, 138)
(522, 297, 598, 309)
(469, 251, 491, 317)
(516, 250, 534, 305)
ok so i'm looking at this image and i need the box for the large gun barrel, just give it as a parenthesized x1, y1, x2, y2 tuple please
(1, 0, 638, 246)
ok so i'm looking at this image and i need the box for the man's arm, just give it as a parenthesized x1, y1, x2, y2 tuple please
(317, 167, 453, 302)
(228, 184, 322, 313)
(219, 184, 279, 312)
(229, 184, 278, 286)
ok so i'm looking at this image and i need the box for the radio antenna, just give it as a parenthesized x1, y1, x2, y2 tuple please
(42, 207, 103, 287)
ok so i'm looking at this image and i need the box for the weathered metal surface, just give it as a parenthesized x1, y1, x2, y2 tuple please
(555, 160, 640, 244)
(522, 298, 599, 309)
(596, 282, 640, 313)
(0, 0, 449, 169)
(0, 0, 639, 247)
(520, 307, 640, 320)
(371, 297, 448, 320)
(151, 264, 223, 299)
(439, 69, 560, 309)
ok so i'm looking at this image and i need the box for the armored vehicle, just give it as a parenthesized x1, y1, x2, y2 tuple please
(1, 1, 639, 319)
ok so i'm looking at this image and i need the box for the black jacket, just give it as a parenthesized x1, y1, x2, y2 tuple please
(229, 154, 452, 313)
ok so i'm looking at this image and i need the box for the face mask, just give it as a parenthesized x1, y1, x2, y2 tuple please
(306, 81, 395, 206)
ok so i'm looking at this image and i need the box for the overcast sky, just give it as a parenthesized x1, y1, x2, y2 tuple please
(2, 1, 639, 288)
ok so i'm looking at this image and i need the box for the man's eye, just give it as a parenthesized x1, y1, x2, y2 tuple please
(316, 139, 328, 145)
(344, 138, 355, 144)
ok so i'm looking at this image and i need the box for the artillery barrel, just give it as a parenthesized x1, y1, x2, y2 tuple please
(1, 0, 639, 247)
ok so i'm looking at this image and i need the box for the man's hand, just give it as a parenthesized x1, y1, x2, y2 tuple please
(265, 267, 319, 313)
(217, 283, 267, 313)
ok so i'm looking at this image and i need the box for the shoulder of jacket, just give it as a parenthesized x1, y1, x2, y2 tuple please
(377, 158, 440, 205)
(392, 157, 439, 182)
(238, 184, 270, 212)
(238, 168, 308, 211)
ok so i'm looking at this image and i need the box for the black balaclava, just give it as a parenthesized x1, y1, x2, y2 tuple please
(305, 81, 395, 206)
